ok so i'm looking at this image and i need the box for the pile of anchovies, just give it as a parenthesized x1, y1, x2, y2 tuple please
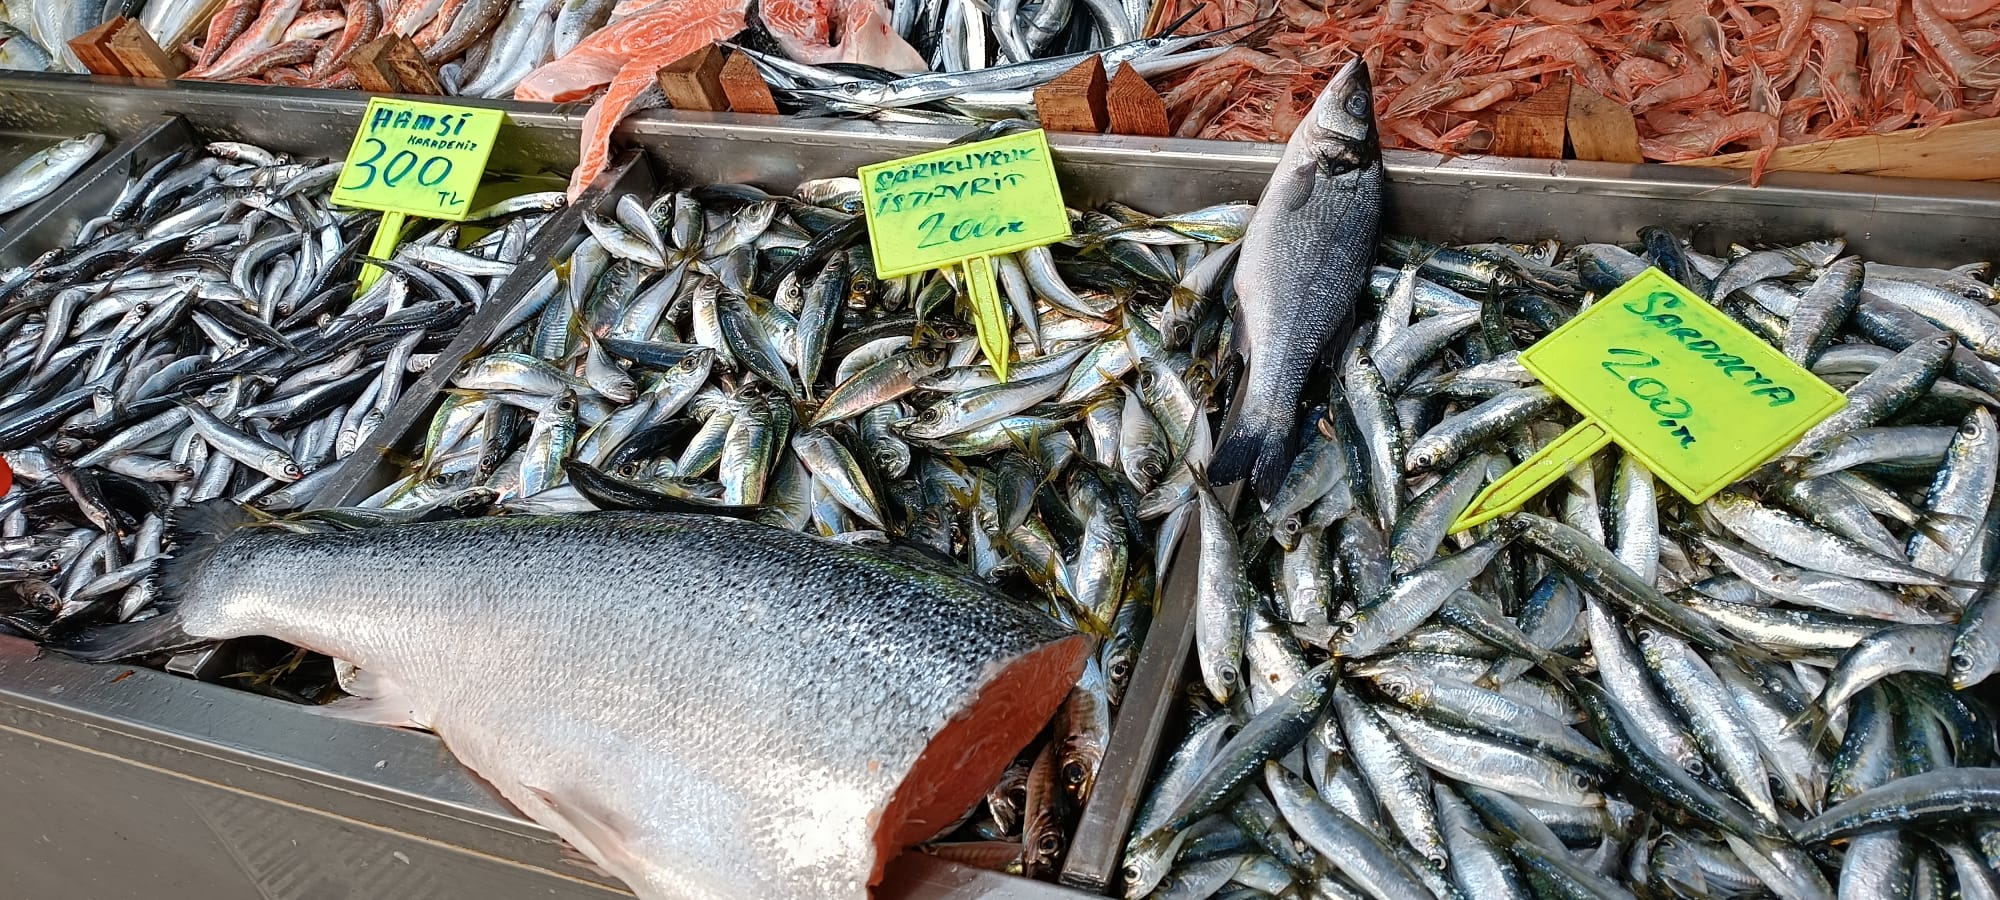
(352, 180, 1248, 878)
(1121, 231, 2000, 899)
(0, 139, 564, 638)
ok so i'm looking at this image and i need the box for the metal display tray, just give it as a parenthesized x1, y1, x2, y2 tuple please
(0, 123, 130, 267)
(0, 72, 1998, 899)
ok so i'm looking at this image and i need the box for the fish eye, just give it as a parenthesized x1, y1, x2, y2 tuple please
(1110, 660, 1130, 680)
(1039, 834, 1062, 854)
(1953, 651, 1972, 673)
(920, 407, 943, 423)
(1337, 620, 1360, 638)
(1063, 762, 1086, 784)
(1346, 92, 1371, 118)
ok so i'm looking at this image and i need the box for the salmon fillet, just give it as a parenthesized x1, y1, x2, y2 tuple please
(514, 0, 748, 194)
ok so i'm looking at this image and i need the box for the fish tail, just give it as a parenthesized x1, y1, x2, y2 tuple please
(46, 612, 203, 663)
(1209, 399, 1300, 503)
(1205, 425, 1262, 490)
(47, 499, 255, 663)
(160, 499, 257, 601)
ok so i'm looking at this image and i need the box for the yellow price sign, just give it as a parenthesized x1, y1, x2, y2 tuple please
(858, 129, 1073, 379)
(1452, 268, 1845, 532)
(332, 97, 504, 219)
(332, 98, 504, 294)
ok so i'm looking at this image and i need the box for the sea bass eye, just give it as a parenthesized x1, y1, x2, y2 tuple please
(1346, 92, 1371, 118)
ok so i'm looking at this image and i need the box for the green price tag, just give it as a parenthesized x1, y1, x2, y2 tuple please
(331, 97, 504, 220)
(1453, 267, 1845, 532)
(858, 129, 1073, 379)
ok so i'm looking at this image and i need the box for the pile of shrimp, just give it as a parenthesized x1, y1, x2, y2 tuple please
(1152, 0, 2000, 172)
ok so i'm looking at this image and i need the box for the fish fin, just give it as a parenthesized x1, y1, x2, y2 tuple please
(311, 666, 429, 729)
(159, 499, 256, 604)
(522, 786, 645, 882)
(1206, 405, 1262, 490)
(556, 841, 613, 878)
(1532, 652, 1579, 690)
(44, 611, 206, 663)
(44, 499, 257, 663)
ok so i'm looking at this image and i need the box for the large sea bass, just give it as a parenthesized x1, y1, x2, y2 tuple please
(87, 505, 1089, 900)
(1209, 59, 1385, 501)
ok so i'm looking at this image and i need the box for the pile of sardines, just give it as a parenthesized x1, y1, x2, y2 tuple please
(1123, 233, 2000, 899)
(0, 139, 564, 638)
(329, 179, 1240, 878)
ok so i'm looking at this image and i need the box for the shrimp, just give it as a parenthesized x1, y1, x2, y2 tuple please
(1640, 109, 1778, 158)
(1634, 61, 1713, 106)
(1525, 0, 1628, 25)
(1383, 115, 1482, 153)
(1863, 0, 1905, 99)
(1174, 78, 1237, 137)
(1739, 0, 1817, 63)
(1809, 17, 1864, 113)
(1930, 0, 2000, 18)
(1613, 55, 1674, 96)
(1911, 0, 2000, 86)
(1420, 12, 1487, 44)
(1499, 25, 1618, 95)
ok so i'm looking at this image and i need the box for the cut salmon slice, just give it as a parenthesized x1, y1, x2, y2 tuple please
(515, 0, 749, 195)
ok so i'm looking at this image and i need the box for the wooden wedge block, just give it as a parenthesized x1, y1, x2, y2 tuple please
(68, 18, 133, 77)
(1034, 56, 1107, 134)
(1490, 77, 1570, 159)
(1676, 117, 2000, 181)
(1566, 81, 1643, 163)
(107, 16, 186, 78)
(1105, 64, 1170, 137)
(719, 49, 779, 115)
(349, 35, 441, 95)
(657, 44, 728, 112)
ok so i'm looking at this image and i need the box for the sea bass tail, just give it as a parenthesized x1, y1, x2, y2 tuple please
(1209, 401, 1297, 503)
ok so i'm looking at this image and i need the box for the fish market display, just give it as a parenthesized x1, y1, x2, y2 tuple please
(1121, 230, 2000, 898)
(0, 138, 563, 638)
(1150, 0, 2000, 169)
(349, 160, 1249, 880)
(0, 132, 104, 217)
(113, 502, 1091, 900)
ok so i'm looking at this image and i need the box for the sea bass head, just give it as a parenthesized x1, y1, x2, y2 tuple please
(1300, 57, 1379, 175)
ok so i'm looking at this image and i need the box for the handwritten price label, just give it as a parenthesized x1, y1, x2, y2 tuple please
(859, 130, 1071, 278)
(1521, 268, 1845, 502)
(857, 130, 1072, 379)
(331, 98, 503, 220)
